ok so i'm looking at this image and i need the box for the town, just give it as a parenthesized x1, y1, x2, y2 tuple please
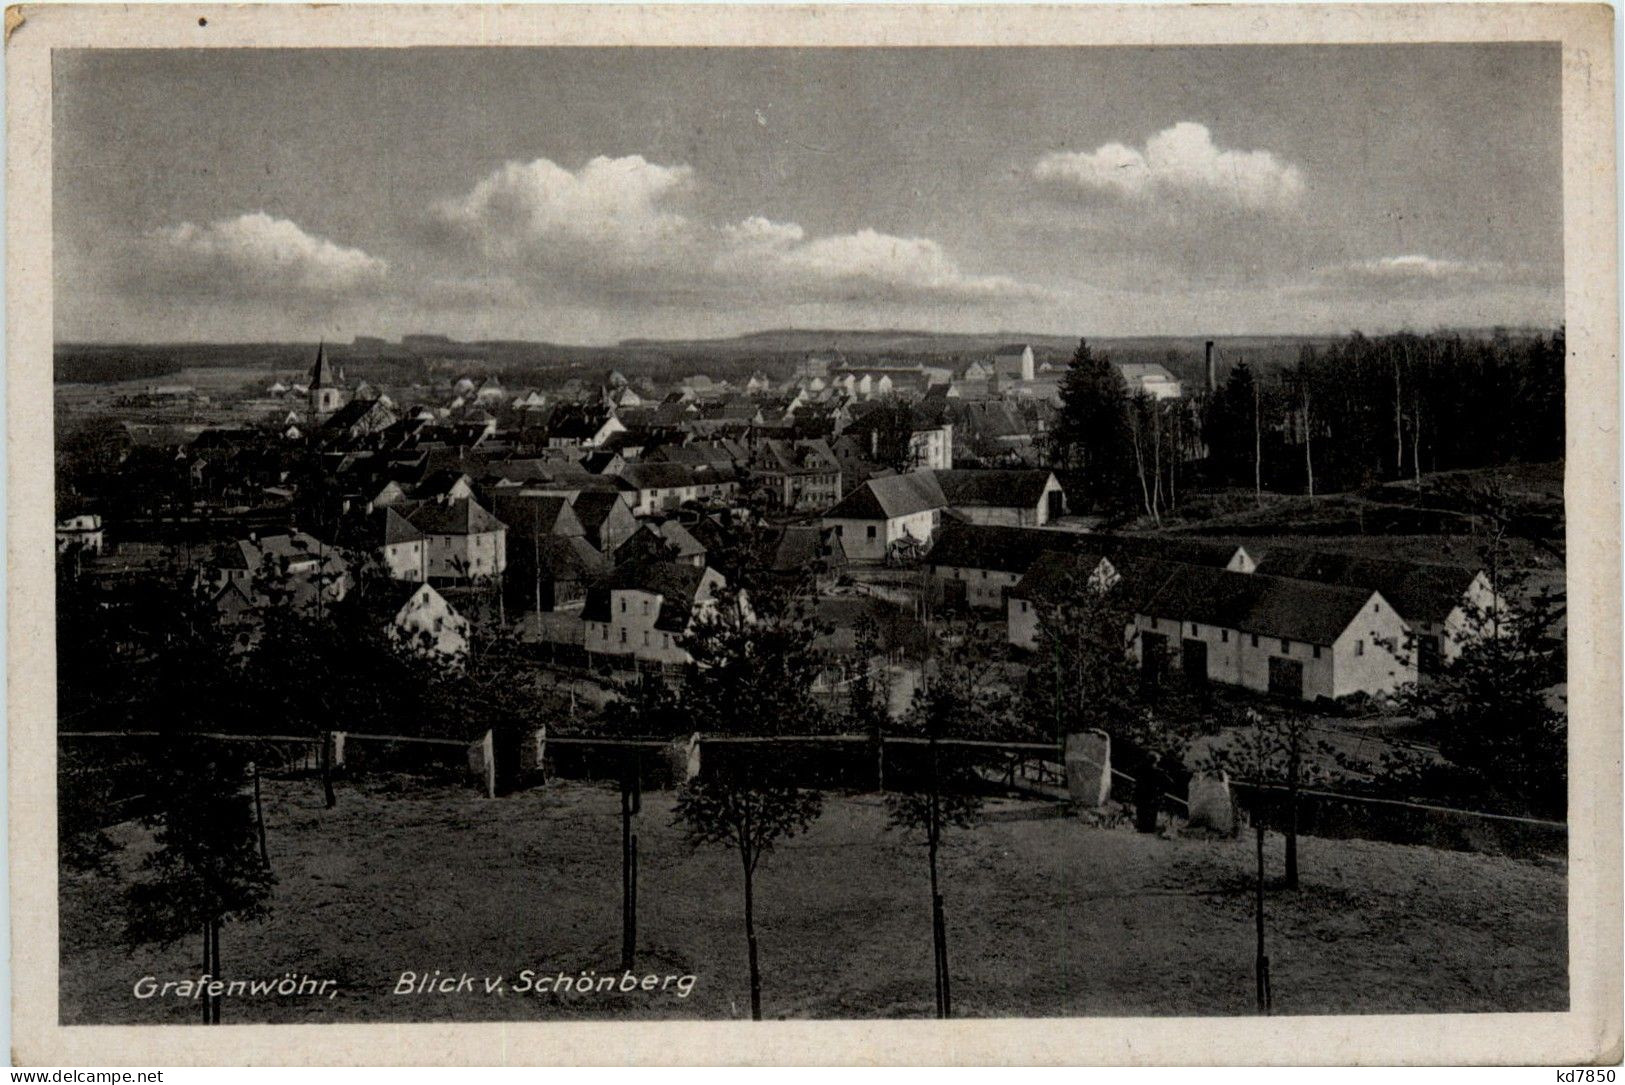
(55, 325, 1568, 1023)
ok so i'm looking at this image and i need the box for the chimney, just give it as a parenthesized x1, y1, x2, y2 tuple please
(1205, 340, 1217, 394)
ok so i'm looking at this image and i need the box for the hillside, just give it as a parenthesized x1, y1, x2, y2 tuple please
(60, 776, 1566, 1023)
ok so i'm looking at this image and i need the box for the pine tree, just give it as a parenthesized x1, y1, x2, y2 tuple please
(1052, 338, 1133, 502)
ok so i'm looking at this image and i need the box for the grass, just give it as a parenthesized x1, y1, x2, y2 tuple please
(60, 774, 1566, 1024)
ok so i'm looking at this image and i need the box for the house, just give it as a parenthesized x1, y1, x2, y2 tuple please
(206, 531, 351, 613)
(548, 409, 627, 450)
(321, 396, 399, 446)
(614, 519, 707, 568)
(992, 344, 1036, 384)
(56, 513, 105, 555)
(822, 473, 945, 563)
(407, 498, 507, 584)
(933, 469, 1065, 526)
(1253, 550, 1498, 671)
(750, 439, 844, 512)
(373, 499, 508, 584)
(490, 493, 586, 540)
(615, 462, 738, 516)
(571, 491, 640, 553)
(1132, 565, 1415, 702)
(1006, 550, 1119, 650)
(1118, 362, 1183, 400)
(507, 533, 604, 613)
(371, 581, 470, 662)
(582, 561, 731, 666)
(927, 521, 1091, 610)
(766, 524, 848, 594)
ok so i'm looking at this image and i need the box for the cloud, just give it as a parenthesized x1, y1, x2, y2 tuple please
(143, 212, 388, 298)
(1034, 122, 1306, 212)
(1313, 254, 1513, 289)
(427, 155, 1041, 308)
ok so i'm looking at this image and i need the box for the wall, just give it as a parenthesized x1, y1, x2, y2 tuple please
(936, 564, 1023, 609)
(1236, 629, 1334, 699)
(1331, 593, 1416, 698)
(1008, 596, 1039, 649)
(827, 508, 938, 562)
(383, 540, 425, 581)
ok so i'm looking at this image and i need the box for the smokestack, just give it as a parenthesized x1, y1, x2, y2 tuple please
(1205, 340, 1217, 394)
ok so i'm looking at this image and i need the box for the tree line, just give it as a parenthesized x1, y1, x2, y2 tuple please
(1051, 329, 1565, 511)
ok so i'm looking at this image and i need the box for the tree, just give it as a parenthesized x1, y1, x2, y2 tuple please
(1053, 339, 1133, 502)
(124, 740, 276, 1024)
(885, 622, 1015, 1016)
(669, 587, 829, 1019)
(1391, 483, 1567, 819)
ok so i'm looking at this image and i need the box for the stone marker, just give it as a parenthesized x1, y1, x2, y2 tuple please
(1065, 730, 1112, 808)
(467, 730, 496, 799)
(330, 731, 346, 770)
(1187, 771, 1236, 834)
(667, 733, 702, 784)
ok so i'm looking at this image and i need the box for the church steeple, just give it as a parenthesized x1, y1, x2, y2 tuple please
(309, 341, 344, 420)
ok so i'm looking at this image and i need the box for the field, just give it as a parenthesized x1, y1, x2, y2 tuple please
(60, 774, 1566, 1024)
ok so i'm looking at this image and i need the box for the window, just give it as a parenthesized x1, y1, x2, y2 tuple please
(620, 629, 627, 644)
(1190, 623, 1199, 636)
(643, 631, 650, 646)
(642, 600, 650, 616)
(1280, 639, 1291, 654)
(1373, 602, 1380, 613)
(1019, 600, 1029, 613)
(982, 570, 989, 580)
(1221, 630, 1229, 643)
(866, 526, 877, 540)
(1356, 639, 1365, 656)
(1313, 645, 1322, 659)
(619, 599, 626, 614)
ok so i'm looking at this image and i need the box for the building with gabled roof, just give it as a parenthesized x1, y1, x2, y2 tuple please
(1254, 549, 1495, 670)
(582, 560, 731, 666)
(1132, 564, 1414, 701)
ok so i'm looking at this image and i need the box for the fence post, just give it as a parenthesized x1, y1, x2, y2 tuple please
(1064, 730, 1111, 809)
(331, 732, 346, 770)
(467, 730, 496, 799)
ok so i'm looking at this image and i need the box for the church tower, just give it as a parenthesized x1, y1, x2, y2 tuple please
(308, 341, 344, 421)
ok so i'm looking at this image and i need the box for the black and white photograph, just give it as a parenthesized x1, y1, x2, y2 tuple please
(14, 3, 1619, 1064)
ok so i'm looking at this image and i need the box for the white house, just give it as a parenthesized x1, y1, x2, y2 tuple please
(1254, 550, 1500, 672)
(1131, 565, 1415, 702)
(581, 561, 731, 666)
(375, 499, 508, 584)
(822, 473, 945, 563)
(1006, 550, 1120, 650)
(934, 469, 1065, 526)
(928, 521, 1095, 611)
(1118, 363, 1183, 400)
(56, 514, 105, 555)
(992, 344, 1036, 384)
(378, 582, 470, 662)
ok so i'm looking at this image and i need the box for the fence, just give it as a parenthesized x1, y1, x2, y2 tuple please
(60, 727, 1567, 857)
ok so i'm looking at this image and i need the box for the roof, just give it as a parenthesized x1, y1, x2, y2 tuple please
(770, 524, 844, 573)
(994, 343, 1032, 356)
(490, 493, 581, 538)
(1140, 565, 1386, 647)
(1118, 362, 1180, 383)
(616, 462, 704, 491)
(928, 522, 1086, 574)
(1088, 533, 1250, 570)
(1254, 550, 1480, 624)
(532, 535, 605, 580)
(933, 469, 1058, 509)
(824, 471, 945, 520)
(405, 498, 505, 536)
(581, 560, 712, 632)
(309, 343, 338, 389)
(1010, 550, 1111, 600)
(570, 490, 631, 527)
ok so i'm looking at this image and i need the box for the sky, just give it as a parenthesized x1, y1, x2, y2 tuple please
(53, 45, 1564, 345)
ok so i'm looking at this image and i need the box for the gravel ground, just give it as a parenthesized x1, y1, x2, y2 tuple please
(59, 774, 1566, 1024)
